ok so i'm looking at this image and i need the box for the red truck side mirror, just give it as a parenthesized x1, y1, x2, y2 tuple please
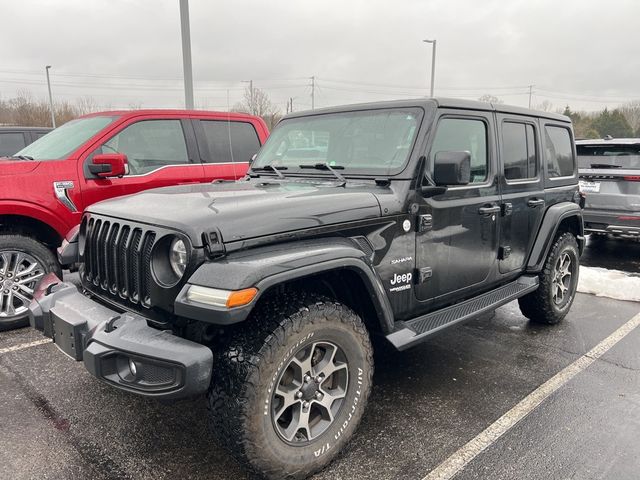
(89, 153, 128, 178)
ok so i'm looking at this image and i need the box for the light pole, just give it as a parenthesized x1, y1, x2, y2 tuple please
(45, 65, 56, 128)
(423, 39, 436, 97)
(179, 0, 194, 109)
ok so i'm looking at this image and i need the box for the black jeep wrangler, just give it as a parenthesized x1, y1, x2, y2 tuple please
(29, 98, 584, 479)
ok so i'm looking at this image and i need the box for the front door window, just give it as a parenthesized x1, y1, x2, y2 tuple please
(101, 120, 189, 175)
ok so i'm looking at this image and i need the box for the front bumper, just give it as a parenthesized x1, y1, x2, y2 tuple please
(28, 273, 213, 400)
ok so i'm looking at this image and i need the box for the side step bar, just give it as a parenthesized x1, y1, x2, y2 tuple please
(386, 276, 539, 350)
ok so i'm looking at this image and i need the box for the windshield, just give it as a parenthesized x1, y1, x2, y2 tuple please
(15, 116, 119, 160)
(253, 108, 423, 176)
(577, 144, 640, 170)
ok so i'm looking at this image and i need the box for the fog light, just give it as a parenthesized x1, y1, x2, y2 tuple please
(129, 359, 138, 377)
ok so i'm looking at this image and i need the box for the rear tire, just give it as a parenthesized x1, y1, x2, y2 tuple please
(207, 292, 373, 479)
(0, 234, 61, 331)
(519, 232, 579, 324)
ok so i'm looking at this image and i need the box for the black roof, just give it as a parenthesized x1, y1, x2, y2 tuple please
(284, 97, 570, 123)
(0, 126, 52, 131)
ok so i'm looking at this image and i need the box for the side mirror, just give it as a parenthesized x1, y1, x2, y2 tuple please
(88, 153, 128, 178)
(433, 151, 471, 186)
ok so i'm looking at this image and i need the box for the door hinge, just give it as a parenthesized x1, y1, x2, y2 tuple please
(502, 203, 513, 216)
(417, 267, 433, 283)
(498, 246, 511, 260)
(418, 214, 433, 232)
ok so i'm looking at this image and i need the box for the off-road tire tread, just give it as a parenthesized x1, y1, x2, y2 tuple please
(518, 232, 579, 324)
(207, 291, 373, 479)
(0, 234, 61, 330)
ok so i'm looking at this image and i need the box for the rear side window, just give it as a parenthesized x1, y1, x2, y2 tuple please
(0, 132, 26, 156)
(431, 118, 488, 184)
(545, 126, 574, 177)
(200, 121, 261, 163)
(502, 122, 537, 180)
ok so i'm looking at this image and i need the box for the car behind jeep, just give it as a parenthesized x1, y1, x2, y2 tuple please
(577, 137, 640, 238)
(29, 98, 583, 479)
(0, 110, 268, 330)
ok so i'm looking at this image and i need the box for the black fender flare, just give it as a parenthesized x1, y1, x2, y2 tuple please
(174, 237, 395, 332)
(526, 202, 584, 273)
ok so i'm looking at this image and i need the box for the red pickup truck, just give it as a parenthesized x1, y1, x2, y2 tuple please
(0, 109, 269, 329)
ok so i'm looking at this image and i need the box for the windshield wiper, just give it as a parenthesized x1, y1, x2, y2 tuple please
(8, 155, 34, 161)
(251, 164, 287, 179)
(590, 163, 622, 169)
(298, 162, 346, 185)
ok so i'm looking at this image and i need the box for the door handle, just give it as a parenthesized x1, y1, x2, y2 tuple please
(527, 198, 545, 208)
(478, 205, 501, 216)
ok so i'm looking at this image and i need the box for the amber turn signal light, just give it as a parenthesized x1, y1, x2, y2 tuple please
(226, 288, 258, 308)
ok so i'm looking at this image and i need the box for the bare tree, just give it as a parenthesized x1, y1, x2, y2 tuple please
(535, 100, 554, 112)
(233, 86, 282, 129)
(620, 101, 640, 135)
(0, 91, 99, 127)
(76, 96, 99, 115)
(478, 94, 503, 104)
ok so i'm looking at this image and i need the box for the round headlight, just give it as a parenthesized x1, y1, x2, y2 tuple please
(169, 238, 188, 277)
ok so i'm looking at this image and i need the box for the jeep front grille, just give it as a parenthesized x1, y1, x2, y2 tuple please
(83, 218, 157, 308)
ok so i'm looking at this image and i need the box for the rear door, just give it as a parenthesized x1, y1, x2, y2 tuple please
(496, 115, 545, 274)
(80, 116, 205, 207)
(194, 119, 262, 181)
(415, 110, 501, 306)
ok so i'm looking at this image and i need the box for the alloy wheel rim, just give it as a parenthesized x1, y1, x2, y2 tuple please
(0, 251, 45, 318)
(552, 252, 573, 306)
(272, 340, 349, 444)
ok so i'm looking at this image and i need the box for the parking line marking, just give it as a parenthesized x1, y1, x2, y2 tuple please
(0, 338, 52, 355)
(422, 312, 640, 480)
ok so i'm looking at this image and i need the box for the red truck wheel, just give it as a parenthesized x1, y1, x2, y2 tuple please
(0, 235, 61, 330)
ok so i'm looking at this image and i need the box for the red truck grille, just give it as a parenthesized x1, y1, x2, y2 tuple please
(83, 218, 156, 308)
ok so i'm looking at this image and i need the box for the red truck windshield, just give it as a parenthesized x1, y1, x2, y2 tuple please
(15, 115, 119, 160)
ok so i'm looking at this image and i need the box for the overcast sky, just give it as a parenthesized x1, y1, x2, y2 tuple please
(2, 0, 639, 113)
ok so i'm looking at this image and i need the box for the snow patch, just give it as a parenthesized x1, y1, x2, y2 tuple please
(578, 266, 640, 302)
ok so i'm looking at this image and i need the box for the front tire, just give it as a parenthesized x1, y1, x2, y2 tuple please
(0, 234, 61, 331)
(519, 232, 580, 324)
(207, 292, 373, 479)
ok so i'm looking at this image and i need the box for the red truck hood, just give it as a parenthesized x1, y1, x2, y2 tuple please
(0, 158, 41, 176)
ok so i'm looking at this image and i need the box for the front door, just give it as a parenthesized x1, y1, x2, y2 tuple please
(496, 115, 545, 274)
(415, 111, 500, 307)
(80, 118, 205, 207)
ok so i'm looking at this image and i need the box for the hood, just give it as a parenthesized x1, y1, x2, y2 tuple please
(0, 158, 40, 176)
(88, 180, 382, 246)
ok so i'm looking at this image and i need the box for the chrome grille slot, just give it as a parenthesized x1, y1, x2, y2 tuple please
(83, 216, 158, 309)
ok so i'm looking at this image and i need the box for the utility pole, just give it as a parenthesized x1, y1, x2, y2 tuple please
(311, 76, 315, 110)
(179, 0, 194, 109)
(423, 39, 436, 97)
(290, 97, 293, 113)
(45, 65, 56, 128)
(528, 85, 534, 109)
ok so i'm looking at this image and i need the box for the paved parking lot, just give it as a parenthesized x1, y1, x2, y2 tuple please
(1, 238, 639, 480)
